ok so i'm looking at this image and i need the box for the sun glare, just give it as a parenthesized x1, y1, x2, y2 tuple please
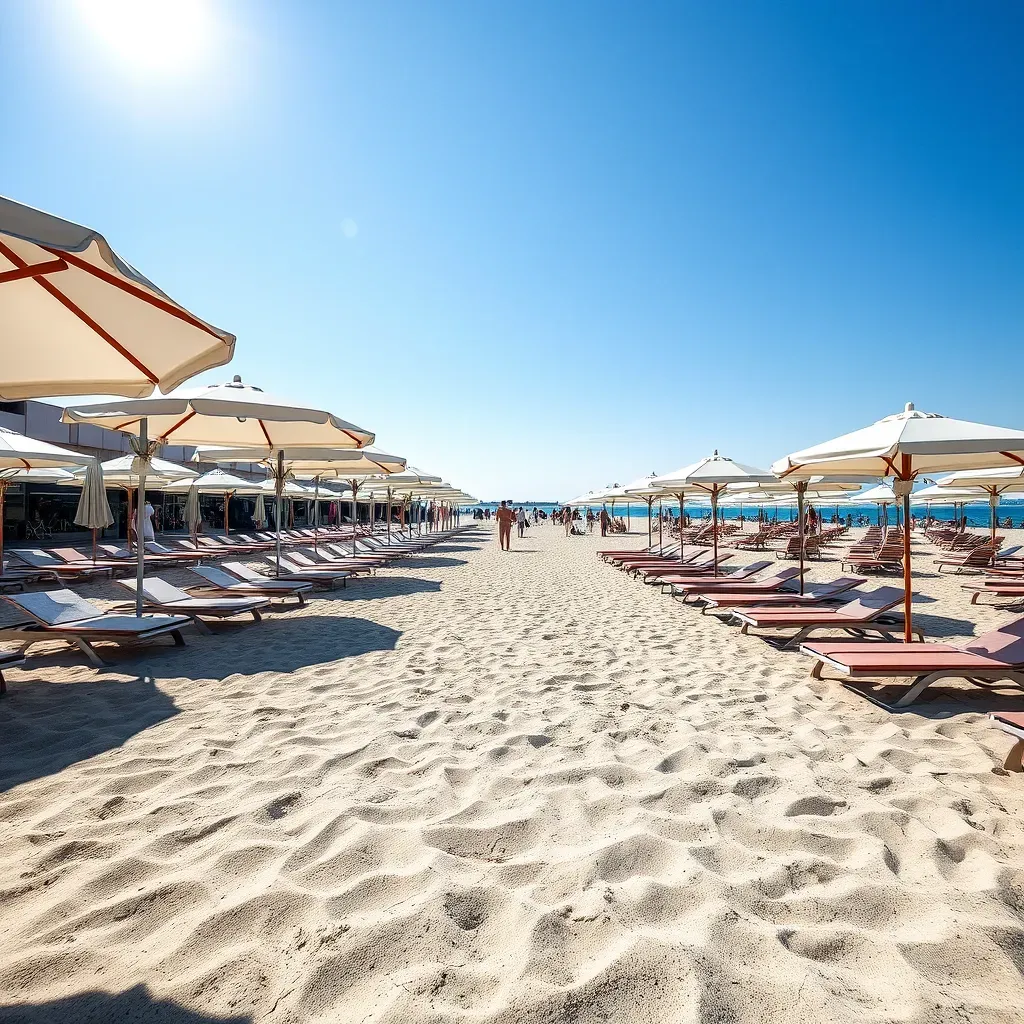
(76, 0, 216, 75)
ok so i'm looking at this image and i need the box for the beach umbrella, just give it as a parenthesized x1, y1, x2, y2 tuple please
(184, 485, 201, 539)
(200, 446, 406, 554)
(64, 453, 197, 553)
(0, 427, 94, 566)
(652, 453, 776, 574)
(73, 458, 114, 562)
(936, 466, 1024, 552)
(62, 377, 374, 605)
(0, 195, 235, 400)
(164, 468, 265, 537)
(253, 492, 266, 529)
(772, 402, 1024, 641)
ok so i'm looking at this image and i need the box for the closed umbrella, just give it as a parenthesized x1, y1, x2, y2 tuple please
(73, 458, 114, 561)
(773, 402, 1024, 641)
(253, 492, 267, 530)
(0, 427, 94, 566)
(63, 378, 374, 603)
(184, 485, 201, 540)
(0, 195, 235, 399)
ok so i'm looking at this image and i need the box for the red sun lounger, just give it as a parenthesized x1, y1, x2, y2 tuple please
(800, 616, 1024, 707)
(728, 586, 915, 648)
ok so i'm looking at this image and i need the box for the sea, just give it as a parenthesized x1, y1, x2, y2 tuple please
(472, 500, 1024, 529)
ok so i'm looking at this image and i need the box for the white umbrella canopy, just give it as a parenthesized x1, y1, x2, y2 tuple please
(936, 466, 1024, 547)
(652, 452, 776, 572)
(75, 453, 198, 488)
(163, 468, 264, 495)
(772, 402, 1024, 642)
(225, 449, 408, 554)
(252, 492, 267, 529)
(61, 376, 374, 450)
(0, 195, 235, 400)
(62, 376, 376, 605)
(0, 427, 95, 565)
(163, 468, 265, 537)
(772, 403, 1024, 479)
(0, 426, 95, 472)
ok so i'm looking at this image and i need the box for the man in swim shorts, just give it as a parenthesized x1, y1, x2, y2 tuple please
(495, 500, 515, 551)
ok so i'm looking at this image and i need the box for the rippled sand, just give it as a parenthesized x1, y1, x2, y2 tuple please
(1, 522, 1023, 1023)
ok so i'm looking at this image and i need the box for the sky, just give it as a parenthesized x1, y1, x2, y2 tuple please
(2, 1, 1022, 500)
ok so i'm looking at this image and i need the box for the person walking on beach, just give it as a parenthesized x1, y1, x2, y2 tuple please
(516, 506, 527, 539)
(495, 500, 514, 551)
(563, 506, 573, 536)
(599, 508, 609, 537)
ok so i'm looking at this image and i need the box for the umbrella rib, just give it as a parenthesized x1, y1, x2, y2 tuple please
(160, 409, 197, 441)
(0, 240, 158, 383)
(1000, 452, 1024, 467)
(341, 428, 365, 447)
(0, 257, 68, 285)
(41, 246, 230, 343)
(258, 420, 274, 448)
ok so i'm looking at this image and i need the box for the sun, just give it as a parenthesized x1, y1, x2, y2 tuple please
(75, 0, 216, 75)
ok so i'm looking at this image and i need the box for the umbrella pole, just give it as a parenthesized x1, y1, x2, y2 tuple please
(0, 481, 6, 570)
(901, 455, 913, 643)
(135, 419, 148, 617)
(658, 500, 663, 553)
(677, 493, 685, 562)
(224, 492, 229, 536)
(990, 490, 998, 564)
(647, 498, 652, 549)
(796, 482, 806, 596)
(92, 528, 97, 564)
(314, 477, 320, 552)
(275, 452, 284, 577)
(711, 489, 719, 577)
(387, 488, 392, 546)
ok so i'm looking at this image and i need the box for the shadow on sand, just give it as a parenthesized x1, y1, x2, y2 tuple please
(0, 674, 179, 792)
(0, 985, 250, 1023)
(342, 576, 441, 600)
(388, 556, 466, 569)
(202, 615, 402, 676)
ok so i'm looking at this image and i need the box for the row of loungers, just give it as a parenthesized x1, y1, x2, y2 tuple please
(0, 527, 470, 679)
(597, 540, 1024, 711)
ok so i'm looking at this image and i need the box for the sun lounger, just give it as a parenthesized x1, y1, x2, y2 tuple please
(841, 542, 904, 573)
(654, 559, 773, 592)
(0, 650, 26, 695)
(608, 547, 706, 570)
(697, 576, 867, 612)
(990, 710, 1024, 772)
(635, 553, 734, 581)
(115, 577, 268, 632)
(668, 566, 805, 600)
(145, 541, 207, 563)
(0, 590, 189, 667)
(801, 617, 1024, 707)
(286, 550, 380, 573)
(190, 565, 312, 605)
(47, 547, 138, 575)
(11, 549, 112, 581)
(935, 544, 1000, 573)
(258, 557, 351, 590)
(962, 580, 1024, 605)
(728, 586, 915, 648)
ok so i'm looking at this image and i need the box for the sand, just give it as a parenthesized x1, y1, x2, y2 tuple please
(1, 522, 1024, 1023)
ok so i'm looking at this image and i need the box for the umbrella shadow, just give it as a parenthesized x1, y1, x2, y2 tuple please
(197, 615, 401, 676)
(0, 674, 179, 792)
(387, 556, 466, 569)
(0, 985, 250, 1023)
(339, 577, 442, 600)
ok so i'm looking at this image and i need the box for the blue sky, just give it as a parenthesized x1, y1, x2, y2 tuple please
(3, 1, 1022, 500)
